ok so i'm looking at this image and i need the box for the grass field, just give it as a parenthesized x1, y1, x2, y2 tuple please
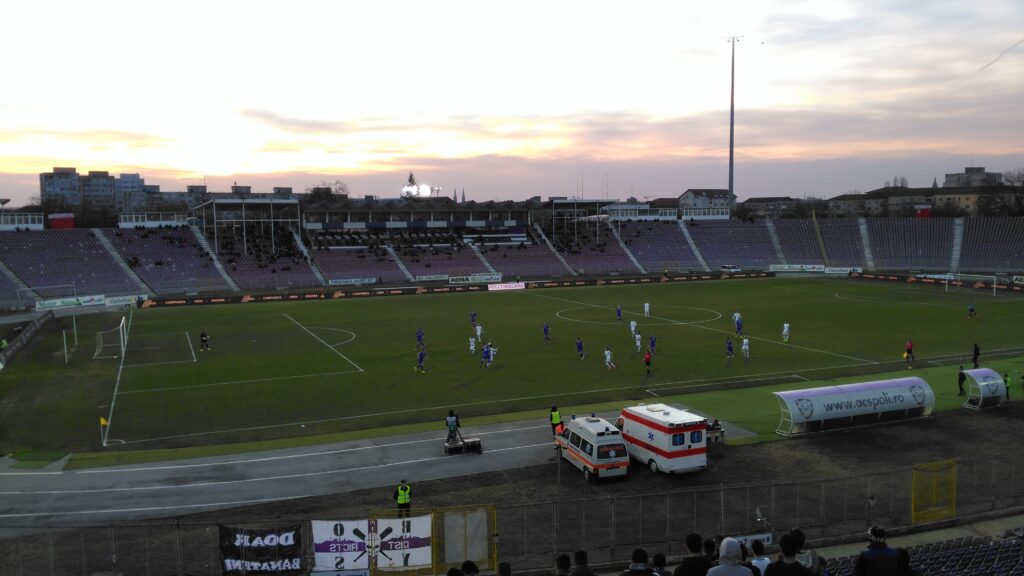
(2, 276, 1023, 457)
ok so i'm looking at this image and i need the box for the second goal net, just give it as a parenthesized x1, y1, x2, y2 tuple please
(94, 316, 128, 359)
(944, 273, 1000, 297)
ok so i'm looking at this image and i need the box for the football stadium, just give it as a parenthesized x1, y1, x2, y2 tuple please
(4, 3, 1024, 574)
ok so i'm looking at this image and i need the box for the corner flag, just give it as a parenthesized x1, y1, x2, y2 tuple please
(100, 416, 109, 426)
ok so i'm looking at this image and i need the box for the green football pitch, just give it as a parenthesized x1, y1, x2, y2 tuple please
(2, 276, 1022, 454)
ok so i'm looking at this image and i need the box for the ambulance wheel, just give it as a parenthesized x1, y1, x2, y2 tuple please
(583, 468, 593, 482)
(649, 460, 659, 473)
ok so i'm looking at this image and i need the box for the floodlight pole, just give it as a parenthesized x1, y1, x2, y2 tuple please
(727, 36, 742, 204)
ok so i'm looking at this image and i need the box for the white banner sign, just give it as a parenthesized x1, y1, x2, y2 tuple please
(415, 274, 449, 282)
(775, 378, 934, 425)
(35, 294, 105, 311)
(312, 516, 432, 573)
(769, 264, 825, 273)
(450, 273, 502, 285)
(104, 294, 149, 307)
(328, 278, 377, 286)
(825, 267, 863, 275)
(312, 520, 370, 573)
(487, 282, 526, 291)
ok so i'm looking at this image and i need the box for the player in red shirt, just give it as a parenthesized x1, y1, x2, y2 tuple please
(905, 338, 915, 367)
(643, 349, 653, 376)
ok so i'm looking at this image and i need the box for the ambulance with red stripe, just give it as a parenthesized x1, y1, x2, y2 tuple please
(555, 415, 630, 481)
(618, 404, 708, 474)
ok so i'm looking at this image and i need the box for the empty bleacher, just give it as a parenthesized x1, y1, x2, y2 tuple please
(961, 217, 1024, 273)
(619, 221, 704, 272)
(827, 535, 1023, 576)
(817, 218, 867, 268)
(686, 219, 780, 269)
(552, 223, 639, 275)
(773, 218, 825, 265)
(479, 242, 569, 278)
(867, 217, 954, 271)
(102, 227, 231, 294)
(0, 230, 142, 297)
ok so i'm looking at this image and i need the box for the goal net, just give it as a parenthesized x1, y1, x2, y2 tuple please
(944, 273, 999, 296)
(94, 316, 128, 359)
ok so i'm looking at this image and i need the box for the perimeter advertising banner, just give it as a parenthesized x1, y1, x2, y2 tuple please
(220, 525, 303, 575)
(312, 516, 432, 573)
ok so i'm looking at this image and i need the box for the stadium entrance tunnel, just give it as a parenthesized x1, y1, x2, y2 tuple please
(773, 377, 935, 436)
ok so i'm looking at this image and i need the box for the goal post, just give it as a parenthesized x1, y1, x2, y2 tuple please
(94, 316, 128, 359)
(944, 273, 998, 296)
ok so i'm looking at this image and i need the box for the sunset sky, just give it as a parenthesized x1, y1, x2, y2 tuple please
(1, 0, 1022, 206)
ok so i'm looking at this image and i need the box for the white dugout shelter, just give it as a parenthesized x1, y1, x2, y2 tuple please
(774, 377, 936, 437)
(961, 368, 1007, 410)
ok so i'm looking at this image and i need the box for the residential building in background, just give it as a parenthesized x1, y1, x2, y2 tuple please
(679, 189, 734, 220)
(944, 166, 1002, 188)
(39, 167, 81, 208)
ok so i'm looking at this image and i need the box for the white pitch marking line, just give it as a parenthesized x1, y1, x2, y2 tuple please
(118, 369, 363, 395)
(122, 359, 199, 369)
(284, 313, 363, 372)
(0, 443, 553, 495)
(532, 292, 878, 364)
(185, 331, 197, 362)
(101, 309, 134, 447)
(76, 424, 549, 473)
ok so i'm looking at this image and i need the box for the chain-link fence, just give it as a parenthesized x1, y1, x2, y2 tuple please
(1, 456, 1022, 575)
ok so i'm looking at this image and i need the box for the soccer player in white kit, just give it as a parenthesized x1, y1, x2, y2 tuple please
(469, 336, 476, 354)
(644, 302, 650, 317)
(476, 323, 483, 342)
(604, 347, 616, 369)
(634, 332, 642, 352)
(741, 336, 751, 359)
(782, 321, 790, 343)
(629, 319, 638, 336)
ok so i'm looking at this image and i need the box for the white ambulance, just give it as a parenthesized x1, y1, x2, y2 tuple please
(618, 404, 708, 474)
(555, 415, 630, 481)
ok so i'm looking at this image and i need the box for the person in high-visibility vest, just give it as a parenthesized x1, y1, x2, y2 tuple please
(394, 479, 412, 519)
(549, 406, 561, 435)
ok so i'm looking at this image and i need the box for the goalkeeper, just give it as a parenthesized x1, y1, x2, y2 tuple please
(200, 329, 211, 352)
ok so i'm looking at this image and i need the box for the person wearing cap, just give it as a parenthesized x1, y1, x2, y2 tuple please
(854, 526, 912, 576)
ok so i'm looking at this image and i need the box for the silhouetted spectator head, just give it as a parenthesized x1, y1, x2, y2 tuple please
(460, 560, 479, 576)
(703, 539, 717, 559)
(556, 553, 571, 572)
(868, 525, 887, 544)
(631, 547, 649, 564)
(686, 533, 703, 554)
(446, 568, 464, 576)
(498, 562, 512, 576)
(652, 552, 666, 570)
(574, 550, 589, 566)
(790, 528, 807, 550)
(778, 534, 799, 558)
(751, 539, 765, 556)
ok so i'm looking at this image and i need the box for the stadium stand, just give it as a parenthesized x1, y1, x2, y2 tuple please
(960, 217, 1024, 273)
(827, 535, 1023, 576)
(0, 229, 143, 297)
(479, 242, 569, 278)
(773, 218, 826, 265)
(102, 227, 231, 294)
(817, 218, 868, 268)
(0, 269, 22, 307)
(686, 219, 780, 269)
(553, 223, 640, 275)
(211, 227, 320, 290)
(398, 243, 489, 279)
(618, 221, 704, 272)
(867, 217, 954, 271)
(311, 247, 409, 284)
